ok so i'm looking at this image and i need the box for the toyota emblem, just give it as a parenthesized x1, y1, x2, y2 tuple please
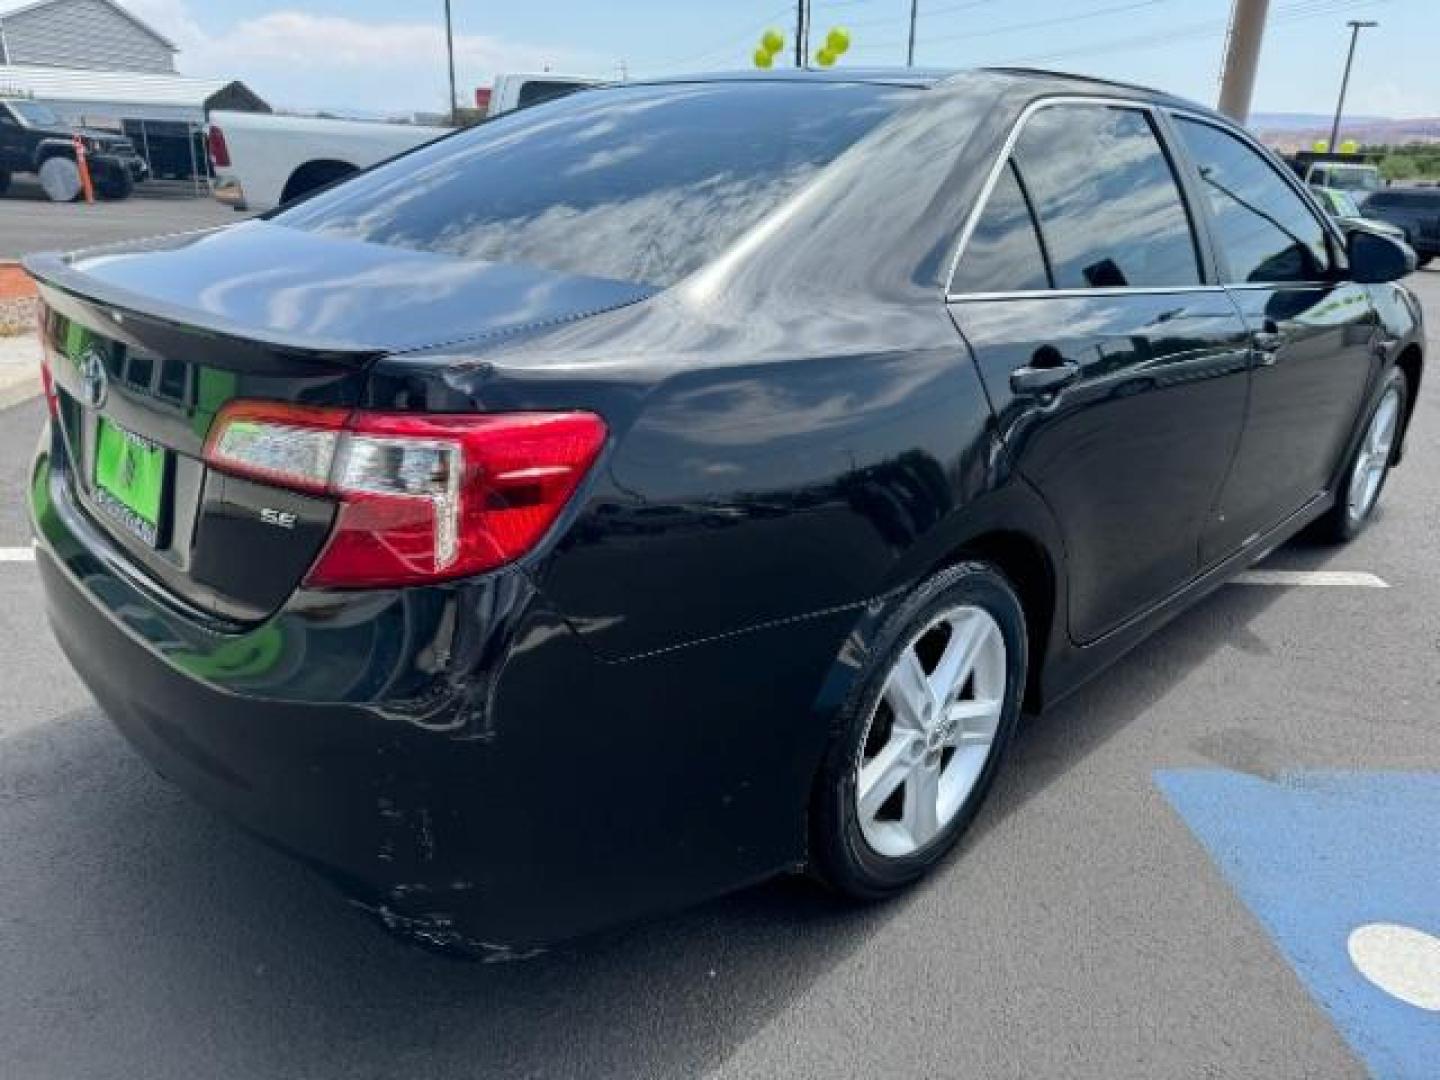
(79, 347, 108, 410)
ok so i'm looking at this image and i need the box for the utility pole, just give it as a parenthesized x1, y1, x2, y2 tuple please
(443, 0, 458, 125)
(907, 0, 919, 67)
(1328, 20, 1378, 152)
(1216, 0, 1269, 124)
(795, 0, 804, 67)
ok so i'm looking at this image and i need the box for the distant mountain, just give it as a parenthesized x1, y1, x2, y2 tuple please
(1250, 113, 1440, 149)
(1251, 111, 1387, 131)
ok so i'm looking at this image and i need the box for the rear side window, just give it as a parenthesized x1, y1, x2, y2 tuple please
(1010, 105, 1200, 289)
(273, 82, 911, 288)
(949, 161, 1050, 293)
(1175, 118, 1331, 284)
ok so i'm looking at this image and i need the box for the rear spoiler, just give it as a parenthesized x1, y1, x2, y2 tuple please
(24, 246, 385, 363)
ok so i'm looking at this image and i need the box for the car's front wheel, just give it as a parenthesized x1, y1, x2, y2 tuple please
(810, 562, 1028, 899)
(1317, 366, 1409, 542)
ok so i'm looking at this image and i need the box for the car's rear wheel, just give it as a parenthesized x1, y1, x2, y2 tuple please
(0, 169, 10, 196)
(1317, 367, 1408, 542)
(810, 562, 1027, 899)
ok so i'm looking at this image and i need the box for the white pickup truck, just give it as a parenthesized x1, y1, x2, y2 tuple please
(207, 112, 447, 212)
(208, 74, 601, 213)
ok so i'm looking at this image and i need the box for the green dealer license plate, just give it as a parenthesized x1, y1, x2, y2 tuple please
(94, 417, 166, 547)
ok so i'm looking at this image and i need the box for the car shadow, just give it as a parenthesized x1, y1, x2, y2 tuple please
(0, 547, 1339, 1078)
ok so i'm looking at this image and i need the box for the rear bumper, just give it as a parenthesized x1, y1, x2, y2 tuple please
(29, 425, 837, 946)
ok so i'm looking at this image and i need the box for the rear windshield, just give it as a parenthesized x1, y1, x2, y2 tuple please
(274, 81, 912, 287)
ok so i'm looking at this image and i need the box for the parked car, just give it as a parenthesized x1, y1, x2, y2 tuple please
(26, 69, 1423, 953)
(1312, 185, 1415, 258)
(1287, 153, 1383, 195)
(207, 110, 449, 212)
(1358, 187, 1440, 268)
(483, 72, 601, 116)
(0, 95, 148, 200)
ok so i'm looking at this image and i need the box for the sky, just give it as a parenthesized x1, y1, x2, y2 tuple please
(121, 0, 1440, 119)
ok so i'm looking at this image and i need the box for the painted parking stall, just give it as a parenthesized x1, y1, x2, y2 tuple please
(1158, 770, 1440, 1078)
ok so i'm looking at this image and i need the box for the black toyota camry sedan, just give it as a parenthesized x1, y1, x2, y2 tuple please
(26, 69, 1423, 952)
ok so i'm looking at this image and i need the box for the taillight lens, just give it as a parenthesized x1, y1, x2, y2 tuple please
(37, 307, 58, 419)
(207, 125, 231, 168)
(203, 404, 607, 587)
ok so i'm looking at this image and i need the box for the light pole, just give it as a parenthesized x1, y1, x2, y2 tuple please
(907, 0, 919, 67)
(1328, 20, 1377, 152)
(443, 0, 458, 124)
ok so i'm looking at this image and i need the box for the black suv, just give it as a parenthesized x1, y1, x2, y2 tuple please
(1361, 187, 1440, 267)
(0, 96, 148, 200)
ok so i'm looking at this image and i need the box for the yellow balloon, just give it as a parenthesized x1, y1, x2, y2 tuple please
(761, 29, 784, 55)
(1312, 139, 1329, 153)
(815, 47, 836, 67)
(1339, 139, 1358, 154)
(753, 47, 774, 69)
(826, 27, 851, 55)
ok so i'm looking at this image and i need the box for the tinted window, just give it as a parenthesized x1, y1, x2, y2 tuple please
(1011, 105, 1200, 289)
(275, 83, 910, 287)
(516, 80, 584, 110)
(1176, 119, 1331, 284)
(950, 161, 1050, 293)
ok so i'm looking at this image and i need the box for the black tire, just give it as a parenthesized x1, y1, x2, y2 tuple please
(96, 170, 134, 199)
(1418, 255, 1434, 269)
(0, 169, 10, 196)
(810, 561, 1028, 899)
(1314, 366, 1409, 543)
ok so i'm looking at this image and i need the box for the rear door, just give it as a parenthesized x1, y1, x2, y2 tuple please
(0, 106, 28, 171)
(1170, 115, 1380, 562)
(948, 100, 1253, 643)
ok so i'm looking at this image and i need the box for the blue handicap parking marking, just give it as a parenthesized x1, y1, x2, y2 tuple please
(1156, 770, 1440, 1080)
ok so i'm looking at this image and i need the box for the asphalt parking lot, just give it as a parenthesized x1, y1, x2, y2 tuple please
(0, 177, 239, 258)
(0, 269, 1436, 1078)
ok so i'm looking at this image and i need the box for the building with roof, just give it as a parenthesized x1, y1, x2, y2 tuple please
(0, 0, 175, 74)
(0, 1, 266, 183)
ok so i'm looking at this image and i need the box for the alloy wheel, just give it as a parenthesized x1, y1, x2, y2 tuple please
(855, 605, 1008, 858)
(1347, 387, 1401, 524)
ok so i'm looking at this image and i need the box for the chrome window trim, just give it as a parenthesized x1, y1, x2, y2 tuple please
(943, 94, 1205, 300)
(1225, 281, 1335, 291)
(945, 284, 1226, 303)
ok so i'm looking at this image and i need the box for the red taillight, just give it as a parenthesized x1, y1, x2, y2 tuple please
(203, 403, 607, 588)
(207, 125, 231, 168)
(37, 307, 58, 419)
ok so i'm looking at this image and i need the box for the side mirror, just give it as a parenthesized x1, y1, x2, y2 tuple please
(1347, 227, 1414, 283)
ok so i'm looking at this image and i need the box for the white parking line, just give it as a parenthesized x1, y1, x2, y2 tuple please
(1232, 569, 1389, 588)
(0, 547, 35, 562)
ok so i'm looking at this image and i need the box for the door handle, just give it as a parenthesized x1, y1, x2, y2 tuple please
(1250, 320, 1284, 367)
(1010, 355, 1081, 396)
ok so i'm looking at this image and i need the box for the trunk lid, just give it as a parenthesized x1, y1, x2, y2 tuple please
(27, 224, 654, 623)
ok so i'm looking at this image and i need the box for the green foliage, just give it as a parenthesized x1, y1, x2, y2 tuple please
(1359, 143, 1440, 182)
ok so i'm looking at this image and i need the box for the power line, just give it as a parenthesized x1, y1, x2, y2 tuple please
(636, 4, 794, 74)
(995, 0, 1386, 68)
